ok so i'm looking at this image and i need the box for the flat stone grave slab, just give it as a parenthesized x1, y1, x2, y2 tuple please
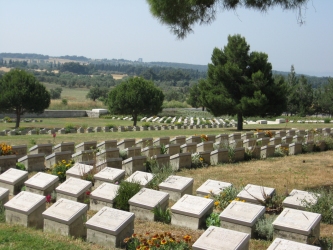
(170, 152, 191, 170)
(210, 149, 229, 165)
(18, 153, 46, 172)
(96, 158, 122, 170)
(75, 141, 97, 151)
(24, 172, 59, 196)
(192, 226, 250, 250)
(117, 139, 135, 150)
(0, 186, 9, 205)
(90, 183, 119, 211)
(66, 162, 94, 180)
(125, 171, 153, 187)
(45, 151, 72, 169)
(158, 175, 193, 201)
(129, 188, 169, 221)
(56, 177, 92, 203)
(72, 149, 95, 164)
(42, 198, 88, 238)
(4, 191, 46, 229)
(196, 179, 232, 197)
(282, 189, 319, 210)
(171, 194, 214, 230)
(141, 146, 161, 157)
(96, 148, 119, 162)
(97, 140, 119, 150)
(267, 238, 321, 250)
(135, 138, 153, 148)
(0, 168, 28, 195)
(86, 207, 134, 248)
(122, 156, 147, 175)
(237, 184, 275, 205)
(28, 143, 53, 156)
(11, 145, 27, 160)
(124, 146, 141, 158)
(94, 167, 125, 187)
(165, 143, 181, 155)
(272, 208, 321, 244)
(219, 201, 265, 238)
(53, 142, 75, 153)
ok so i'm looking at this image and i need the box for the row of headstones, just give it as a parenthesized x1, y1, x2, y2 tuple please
(0, 166, 323, 250)
(2, 128, 331, 174)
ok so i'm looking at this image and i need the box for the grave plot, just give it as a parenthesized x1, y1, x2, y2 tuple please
(45, 151, 72, 169)
(0, 186, 9, 205)
(152, 154, 170, 168)
(53, 142, 75, 154)
(141, 146, 161, 157)
(210, 149, 229, 165)
(24, 172, 59, 196)
(18, 153, 46, 172)
(90, 183, 119, 211)
(196, 179, 232, 197)
(128, 188, 169, 221)
(158, 175, 193, 201)
(192, 226, 250, 250)
(96, 158, 122, 170)
(65, 163, 93, 180)
(117, 139, 135, 150)
(153, 137, 170, 146)
(86, 207, 134, 248)
(0, 155, 17, 173)
(180, 143, 197, 153)
(94, 167, 125, 187)
(125, 171, 153, 187)
(219, 201, 265, 238)
(72, 150, 95, 164)
(28, 143, 53, 156)
(282, 189, 319, 210)
(75, 141, 97, 151)
(169, 153, 192, 171)
(96, 148, 119, 162)
(4, 191, 46, 229)
(260, 145, 275, 159)
(237, 184, 275, 205)
(11, 145, 27, 160)
(124, 147, 141, 158)
(196, 141, 214, 152)
(0, 168, 28, 195)
(55, 177, 92, 203)
(165, 144, 181, 155)
(289, 142, 303, 155)
(122, 156, 147, 175)
(171, 194, 214, 230)
(272, 208, 321, 244)
(42, 198, 88, 238)
(267, 238, 321, 250)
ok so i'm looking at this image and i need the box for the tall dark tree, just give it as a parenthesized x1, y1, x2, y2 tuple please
(0, 69, 51, 128)
(200, 34, 287, 130)
(107, 77, 164, 126)
(147, 0, 308, 38)
(286, 65, 299, 116)
(187, 82, 204, 110)
(319, 78, 333, 116)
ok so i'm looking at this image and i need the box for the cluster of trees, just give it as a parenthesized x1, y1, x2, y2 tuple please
(49, 87, 63, 99)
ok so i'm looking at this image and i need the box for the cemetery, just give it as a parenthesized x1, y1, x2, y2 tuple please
(0, 124, 333, 249)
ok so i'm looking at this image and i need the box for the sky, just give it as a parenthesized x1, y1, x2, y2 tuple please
(1, 1, 332, 77)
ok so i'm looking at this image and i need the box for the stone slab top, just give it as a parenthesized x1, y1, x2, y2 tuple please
(0, 168, 28, 185)
(75, 141, 97, 148)
(45, 151, 72, 160)
(123, 156, 147, 164)
(236, 184, 275, 204)
(85, 207, 134, 235)
(192, 226, 250, 250)
(0, 186, 9, 200)
(196, 179, 232, 196)
(129, 188, 169, 210)
(29, 143, 52, 151)
(72, 149, 94, 158)
(24, 172, 59, 190)
(158, 175, 194, 192)
(42, 198, 88, 225)
(272, 208, 321, 235)
(56, 177, 92, 197)
(66, 163, 93, 176)
(267, 238, 321, 250)
(282, 189, 319, 209)
(90, 183, 119, 203)
(4, 191, 46, 215)
(219, 201, 265, 227)
(94, 167, 125, 182)
(125, 171, 153, 186)
(97, 147, 119, 154)
(97, 140, 117, 146)
(18, 153, 45, 161)
(171, 194, 214, 218)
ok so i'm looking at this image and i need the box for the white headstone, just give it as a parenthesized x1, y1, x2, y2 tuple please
(237, 184, 275, 204)
(196, 179, 232, 196)
(129, 188, 169, 210)
(90, 183, 119, 203)
(4, 191, 45, 215)
(0, 168, 28, 185)
(94, 167, 125, 183)
(158, 175, 193, 192)
(125, 171, 153, 187)
(267, 238, 320, 250)
(56, 177, 92, 197)
(24, 172, 59, 190)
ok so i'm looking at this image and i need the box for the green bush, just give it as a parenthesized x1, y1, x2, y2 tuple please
(16, 162, 26, 171)
(255, 215, 276, 240)
(119, 150, 128, 160)
(152, 205, 171, 224)
(49, 159, 74, 183)
(206, 212, 220, 227)
(146, 160, 174, 190)
(324, 118, 331, 123)
(64, 123, 75, 133)
(208, 186, 241, 211)
(113, 181, 141, 211)
(0, 202, 5, 223)
(105, 123, 115, 129)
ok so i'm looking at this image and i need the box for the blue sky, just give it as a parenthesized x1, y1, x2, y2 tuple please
(1, 1, 332, 77)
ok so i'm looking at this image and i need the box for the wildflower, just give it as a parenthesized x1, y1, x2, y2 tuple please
(62, 160, 66, 163)
(86, 191, 91, 196)
(183, 235, 191, 242)
(214, 201, 220, 206)
(52, 133, 56, 138)
(199, 157, 204, 162)
(57, 172, 62, 175)
(204, 195, 210, 199)
(161, 239, 167, 245)
(123, 237, 130, 243)
(46, 194, 51, 203)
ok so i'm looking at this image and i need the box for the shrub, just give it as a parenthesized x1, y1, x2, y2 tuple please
(255, 215, 276, 240)
(160, 144, 167, 154)
(146, 160, 174, 190)
(0, 202, 5, 223)
(16, 162, 26, 171)
(49, 159, 74, 183)
(206, 212, 220, 227)
(119, 150, 128, 160)
(324, 118, 331, 123)
(64, 123, 75, 133)
(206, 186, 241, 211)
(152, 205, 171, 224)
(274, 146, 288, 157)
(0, 143, 15, 156)
(113, 181, 141, 211)
(142, 122, 151, 128)
(105, 123, 115, 129)
(191, 152, 207, 168)
(61, 98, 68, 105)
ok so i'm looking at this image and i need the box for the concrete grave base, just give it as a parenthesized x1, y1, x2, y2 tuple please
(6, 203, 45, 229)
(44, 216, 86, 238)
(86, 221, 134, 248)
(171, 207, 213, 230)
(90, 199, 114, 211)
(26, 182, 58, 196)
(273, 225, 320, 245)
(221, 220, 255, 238)
(129, 199, 168, 221)
(160, 185, 192, 202)
(56, 192, 85, 203)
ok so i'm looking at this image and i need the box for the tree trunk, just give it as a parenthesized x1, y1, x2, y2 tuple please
(202, 106, 205, 111)
(132, 113, 137, 126)
(237, 113, 243, 131)
(15, 110, 21, 128)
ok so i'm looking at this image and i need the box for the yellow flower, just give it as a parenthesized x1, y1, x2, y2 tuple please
(214, 201, 220, 206)
(57, 172, 62, 175)
(204, 195, 210, 199)
(62, 160, 66, 163)
(161, 239, 167, 245)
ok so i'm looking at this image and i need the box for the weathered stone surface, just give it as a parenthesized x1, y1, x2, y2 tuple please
(267, 238, 320, 250)
(158, 175, 193, 201)
(192, 226, 250, 250)
(53, 142, 75, 154)
(24, 172, 59, 196)
(122, 156, 147, 175)
(90, 183, 119, 210)
(0, 168, 28, 195)
(237, 184, 275, 205)
(283, 189, 319, 210)
(18, 153, 46, 172)
(94, 167, 125, 187)
(196, 179, 232, 196)
(170, 153, 191, 170)
(56, 177, 92, 202)
(29, 143, 53, 156)
(125, 171, 153, 187)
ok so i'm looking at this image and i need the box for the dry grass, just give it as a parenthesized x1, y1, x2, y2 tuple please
(0, 66, 11, 72)
(111, 74, 127, 80)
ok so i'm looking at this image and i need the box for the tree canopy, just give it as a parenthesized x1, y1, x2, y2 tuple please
(200, 34, 287, 130)
(147, 0, 308, 38)
(107, 77, 164, 126)
(0, 69, 51, 128)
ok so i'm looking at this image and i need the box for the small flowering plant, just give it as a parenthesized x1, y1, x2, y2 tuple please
(0, 143, 15, 156)
(200, 134, 208, 142)
(124, 232, 191, 250)
(204, 186, 242, 212)
(49, 159, 74, 183)
(191, 152, 207, 168)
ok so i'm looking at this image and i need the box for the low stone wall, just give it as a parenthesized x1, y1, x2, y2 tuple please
(0, 110, 87, 119)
